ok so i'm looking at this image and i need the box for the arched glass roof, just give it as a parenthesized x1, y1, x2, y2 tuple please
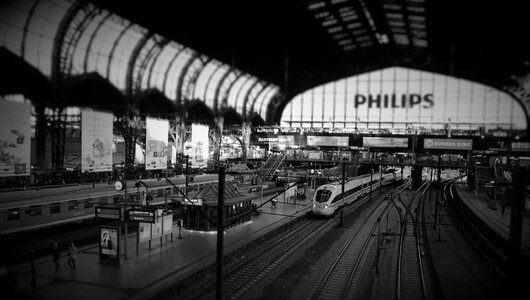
(0, 0, 69, 77)
(281, 67, 527, 132)
(0, 0, 279, 116)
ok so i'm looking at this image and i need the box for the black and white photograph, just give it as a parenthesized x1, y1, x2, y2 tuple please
(0, 0, 529, 300)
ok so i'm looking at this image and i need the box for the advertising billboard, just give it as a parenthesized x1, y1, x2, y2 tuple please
(138, 222, 151, 243)
(423, 138, 473, 150)
(277, 135, 295, 149)
(363, 137, 409, 148)
(81, 109, 113, 172)
(250, 133, 278, 145)
(191, 123, 209, 168)
(0, 100, 31, 176)
(306, 135, 349, 147)
(99, 226, 120, 261)
(163, 214, 173, 235)
(145, 118, 168, 170)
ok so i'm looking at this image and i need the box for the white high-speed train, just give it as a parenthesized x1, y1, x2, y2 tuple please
(312, 169, 400, 217)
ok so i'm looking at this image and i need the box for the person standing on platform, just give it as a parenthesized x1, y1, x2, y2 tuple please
(67, 242, 77, 270)
(52, 241, 60, 268)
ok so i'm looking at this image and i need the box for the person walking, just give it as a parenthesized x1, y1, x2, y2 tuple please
(52, 241, 60, 268)
(67, 242, 77, 270)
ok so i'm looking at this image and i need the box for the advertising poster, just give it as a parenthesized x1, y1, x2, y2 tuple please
(163, 214, 173, 235)
(363, 137, 409, 148)
(145, 118, 169, 170)
(138, 222, 151, 243)
(191, 123, 209, 168)
(151, 218, 162, 239)
(0, 100, 31, 176)
(306, 135, 349, 147)
(277, 135, 295, 149)
(81, 109, 113, 172)
(423, 138, 473, 150)
(99, 226, 120, 261)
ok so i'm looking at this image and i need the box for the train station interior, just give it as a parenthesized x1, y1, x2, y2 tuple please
(1, 0, 529, 299)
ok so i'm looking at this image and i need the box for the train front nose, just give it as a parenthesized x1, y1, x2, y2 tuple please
(313, 203, 332, 216)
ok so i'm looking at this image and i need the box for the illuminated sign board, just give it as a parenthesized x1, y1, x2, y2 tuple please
(489, 140, 509, 152)
(363, 137, 409, 148)
(423, 138, 473, 150)
(277, 135, 295, 148)
(511, 141, 530, 152)
(191, 123, 209, 167)
(250, 133, 278, 144)
(99, 226, 120, 262)
(306, 135, 349, 146)
(127, 208, 156, 223)
(353, 93, 433, 109)
(95, 206, 121, 220)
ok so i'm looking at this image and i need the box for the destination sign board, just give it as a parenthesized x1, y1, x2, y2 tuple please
(95, 206, 121, 220)
(127, 208, 156, 223)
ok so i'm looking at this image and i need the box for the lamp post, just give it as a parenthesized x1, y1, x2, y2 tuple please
(185, 155, 189, 196)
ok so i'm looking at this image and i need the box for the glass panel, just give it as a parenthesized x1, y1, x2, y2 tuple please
(0, 0, 70, 76)
(235, 76, 257, 114)
(71, 13, 107, 75)
(182, 56, 206, 100)
(258, 86, 278, 119)
(205, 64, 232, 108)
(50, 202, 61, 214)
(86, 17, 127, 76)
(68, 200, 79, 210)
(227, 74, 250, 110)
(193, 60, 221, 101)
(139, 37, 163, 91)
(8, 208, 21, 221)
(108, 26, 146, 91)
(148, 42, 182, 99)
(165, 48, 193, 100)
(0, 1, 32, 55)
(219, 71, 240, 108)
(245, 81, 265, 116)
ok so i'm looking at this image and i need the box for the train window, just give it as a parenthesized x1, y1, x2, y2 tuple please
(50, 202, 61, 214)
(84, 199, 93, 208)
(7, 208, 20, 221)
(315, 189, 332, 203)
(26, 205, 42, 216)
(68, 200, 79, 210)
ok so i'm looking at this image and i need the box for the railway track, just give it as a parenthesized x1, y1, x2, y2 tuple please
(396, 179, 430, 300)
(306, 181, 410, 300)
(182, 218, 334, 300)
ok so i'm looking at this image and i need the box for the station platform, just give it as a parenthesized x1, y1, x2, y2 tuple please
(5, 192, 314, 300)
(452, 182, 530, 255)
(422, 181, 530, 300)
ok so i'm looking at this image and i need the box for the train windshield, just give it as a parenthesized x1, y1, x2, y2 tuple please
(315, 189, 333, 203)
